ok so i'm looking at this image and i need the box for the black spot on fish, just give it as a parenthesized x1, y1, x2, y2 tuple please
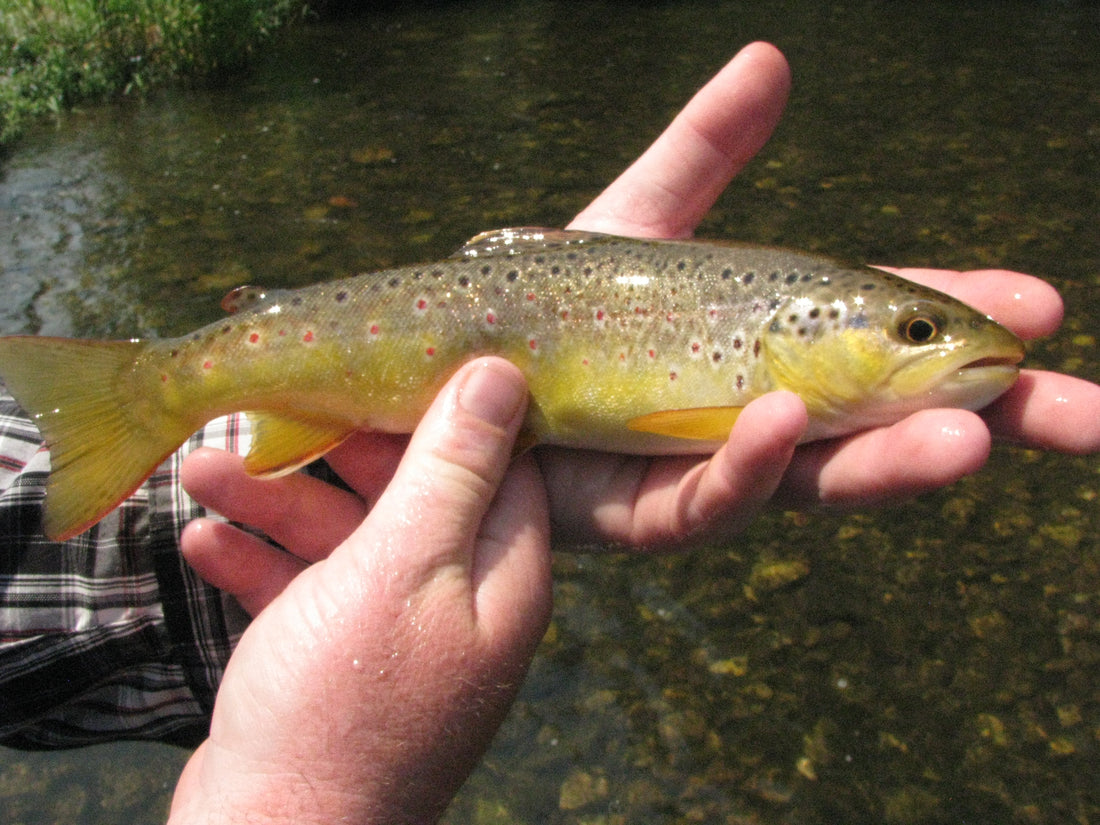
(786, 273, 800, 285)
(534, 256, 545, 264)
(458, 276, 470, 287)
(481, 265, 492, 275)
(677, 261, 687, 271)
(291, 297, 302, 306)
(335, 291, 348, 303)
(712, 351, 722, 362)
(828, 308, 840, 320)
(743, 271, 755, 284)
(736, 374, 744, 390)
(721, 268, 733, 280)
(170, 349, 179, 358)
(861, 283, 877, 291)
(753, 339, 761, 358)
(801, 273, 814, 282)
(788, 314, 799, 323)
(221, 325, 232, 335)
(431, 269, 444, 279)
(808, 307, 820, 319)
(768, 271, 780, 282)
(389, 277, 400, 288)
(507, 270, 519, 282)
(551, 266, 561, 275)
(733, 338, 742, 349)
(566, 252, 578, 261)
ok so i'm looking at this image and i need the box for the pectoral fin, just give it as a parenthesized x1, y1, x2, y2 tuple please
(626, 407, 744, 442)
(244, 412, 355, 477)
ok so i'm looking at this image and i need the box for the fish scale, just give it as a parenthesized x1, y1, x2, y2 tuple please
(0, 227, 1024, 540)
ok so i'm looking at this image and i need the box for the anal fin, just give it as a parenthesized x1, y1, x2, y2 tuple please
(244, 412, 355, 477)
(626, 407, 744, 442)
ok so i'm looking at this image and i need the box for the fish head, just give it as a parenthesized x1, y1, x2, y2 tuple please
(760, 274, 1025, 441)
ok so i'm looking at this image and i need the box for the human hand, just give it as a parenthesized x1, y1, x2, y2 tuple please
(170, 359, 552, 824)
(539, 41, 1099, 550)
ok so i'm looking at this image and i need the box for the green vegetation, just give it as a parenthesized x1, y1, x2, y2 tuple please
(0, 0, 308, 149)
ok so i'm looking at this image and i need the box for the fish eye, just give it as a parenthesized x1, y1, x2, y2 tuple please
(898, 313, 941, 344)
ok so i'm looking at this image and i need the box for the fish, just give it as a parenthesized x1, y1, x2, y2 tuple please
(0, 227, 1024, 541)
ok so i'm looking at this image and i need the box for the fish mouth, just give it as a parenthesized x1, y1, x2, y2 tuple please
(958, 353, 1024, 371)
(907, 341, 1025, 412)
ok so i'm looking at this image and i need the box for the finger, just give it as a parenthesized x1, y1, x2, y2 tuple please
(466, 454, 552, 645)
(180, 518, 306, 616)
(637, 390, 807, 547)
(322, 430, 410, 506)
(349, 357, 533, 593)
(879, 267, 1064, 340)
(983, 369, 1100, 454)
(568, 42, 790, 238)
(777, 408, 993, 508)
(541, 391, 806, 551)
(180, 447, 368, 563)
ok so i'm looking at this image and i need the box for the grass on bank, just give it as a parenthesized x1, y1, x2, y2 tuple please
(0, 0, 308, 150)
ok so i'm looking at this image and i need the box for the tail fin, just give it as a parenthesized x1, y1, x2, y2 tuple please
(0, 336, 190, 541)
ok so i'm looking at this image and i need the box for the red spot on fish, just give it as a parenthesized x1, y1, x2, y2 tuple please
(160, 374, 168, 382)
(691, 342, 701, 353)
(582, 358, 589, 366)
(486, 312, 496, 325)
(666, 313, 676, 323)
(203, 360, 213, 370)
(426, 346, 435, 357)
(648, 349, 656, 358)
(416, 298, 428, 310)
(528, 339, 538, 350)
(526, 293, 536, 302)
(596, 310, 606, 321)
(708, 309, 718, 319)
(278, 330, 287, 337)
(248, 333, 260, 344)
(619, 352, 626, 361)
(669, 371, 678, 381)
(303, 331, 314, 343)
(370, 324, 380, 335)
(561, 310, 569, 320)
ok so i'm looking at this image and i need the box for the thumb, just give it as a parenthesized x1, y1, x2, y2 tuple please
(349, 357, 535, 594)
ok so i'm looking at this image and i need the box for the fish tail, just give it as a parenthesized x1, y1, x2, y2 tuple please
(0, 336, 190, 540)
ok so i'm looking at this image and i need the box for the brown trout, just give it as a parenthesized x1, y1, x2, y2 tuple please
(0, 228, 1024, 540)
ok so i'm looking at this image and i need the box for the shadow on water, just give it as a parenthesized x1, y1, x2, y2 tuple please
(0, 1, 1097, 823)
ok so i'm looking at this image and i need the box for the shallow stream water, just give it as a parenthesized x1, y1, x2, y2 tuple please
(1, 1, 1097, 822)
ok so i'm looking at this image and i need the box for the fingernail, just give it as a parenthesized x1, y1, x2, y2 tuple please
(457, 361, 525, 428)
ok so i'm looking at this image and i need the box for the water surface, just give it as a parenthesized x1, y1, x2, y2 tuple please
(0, 1, 1097, 823)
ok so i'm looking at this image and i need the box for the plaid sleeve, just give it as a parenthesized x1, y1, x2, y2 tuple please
(0, 390, 252, 748)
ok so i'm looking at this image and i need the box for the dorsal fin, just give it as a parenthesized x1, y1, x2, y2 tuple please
(452, 227, 613, 259)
